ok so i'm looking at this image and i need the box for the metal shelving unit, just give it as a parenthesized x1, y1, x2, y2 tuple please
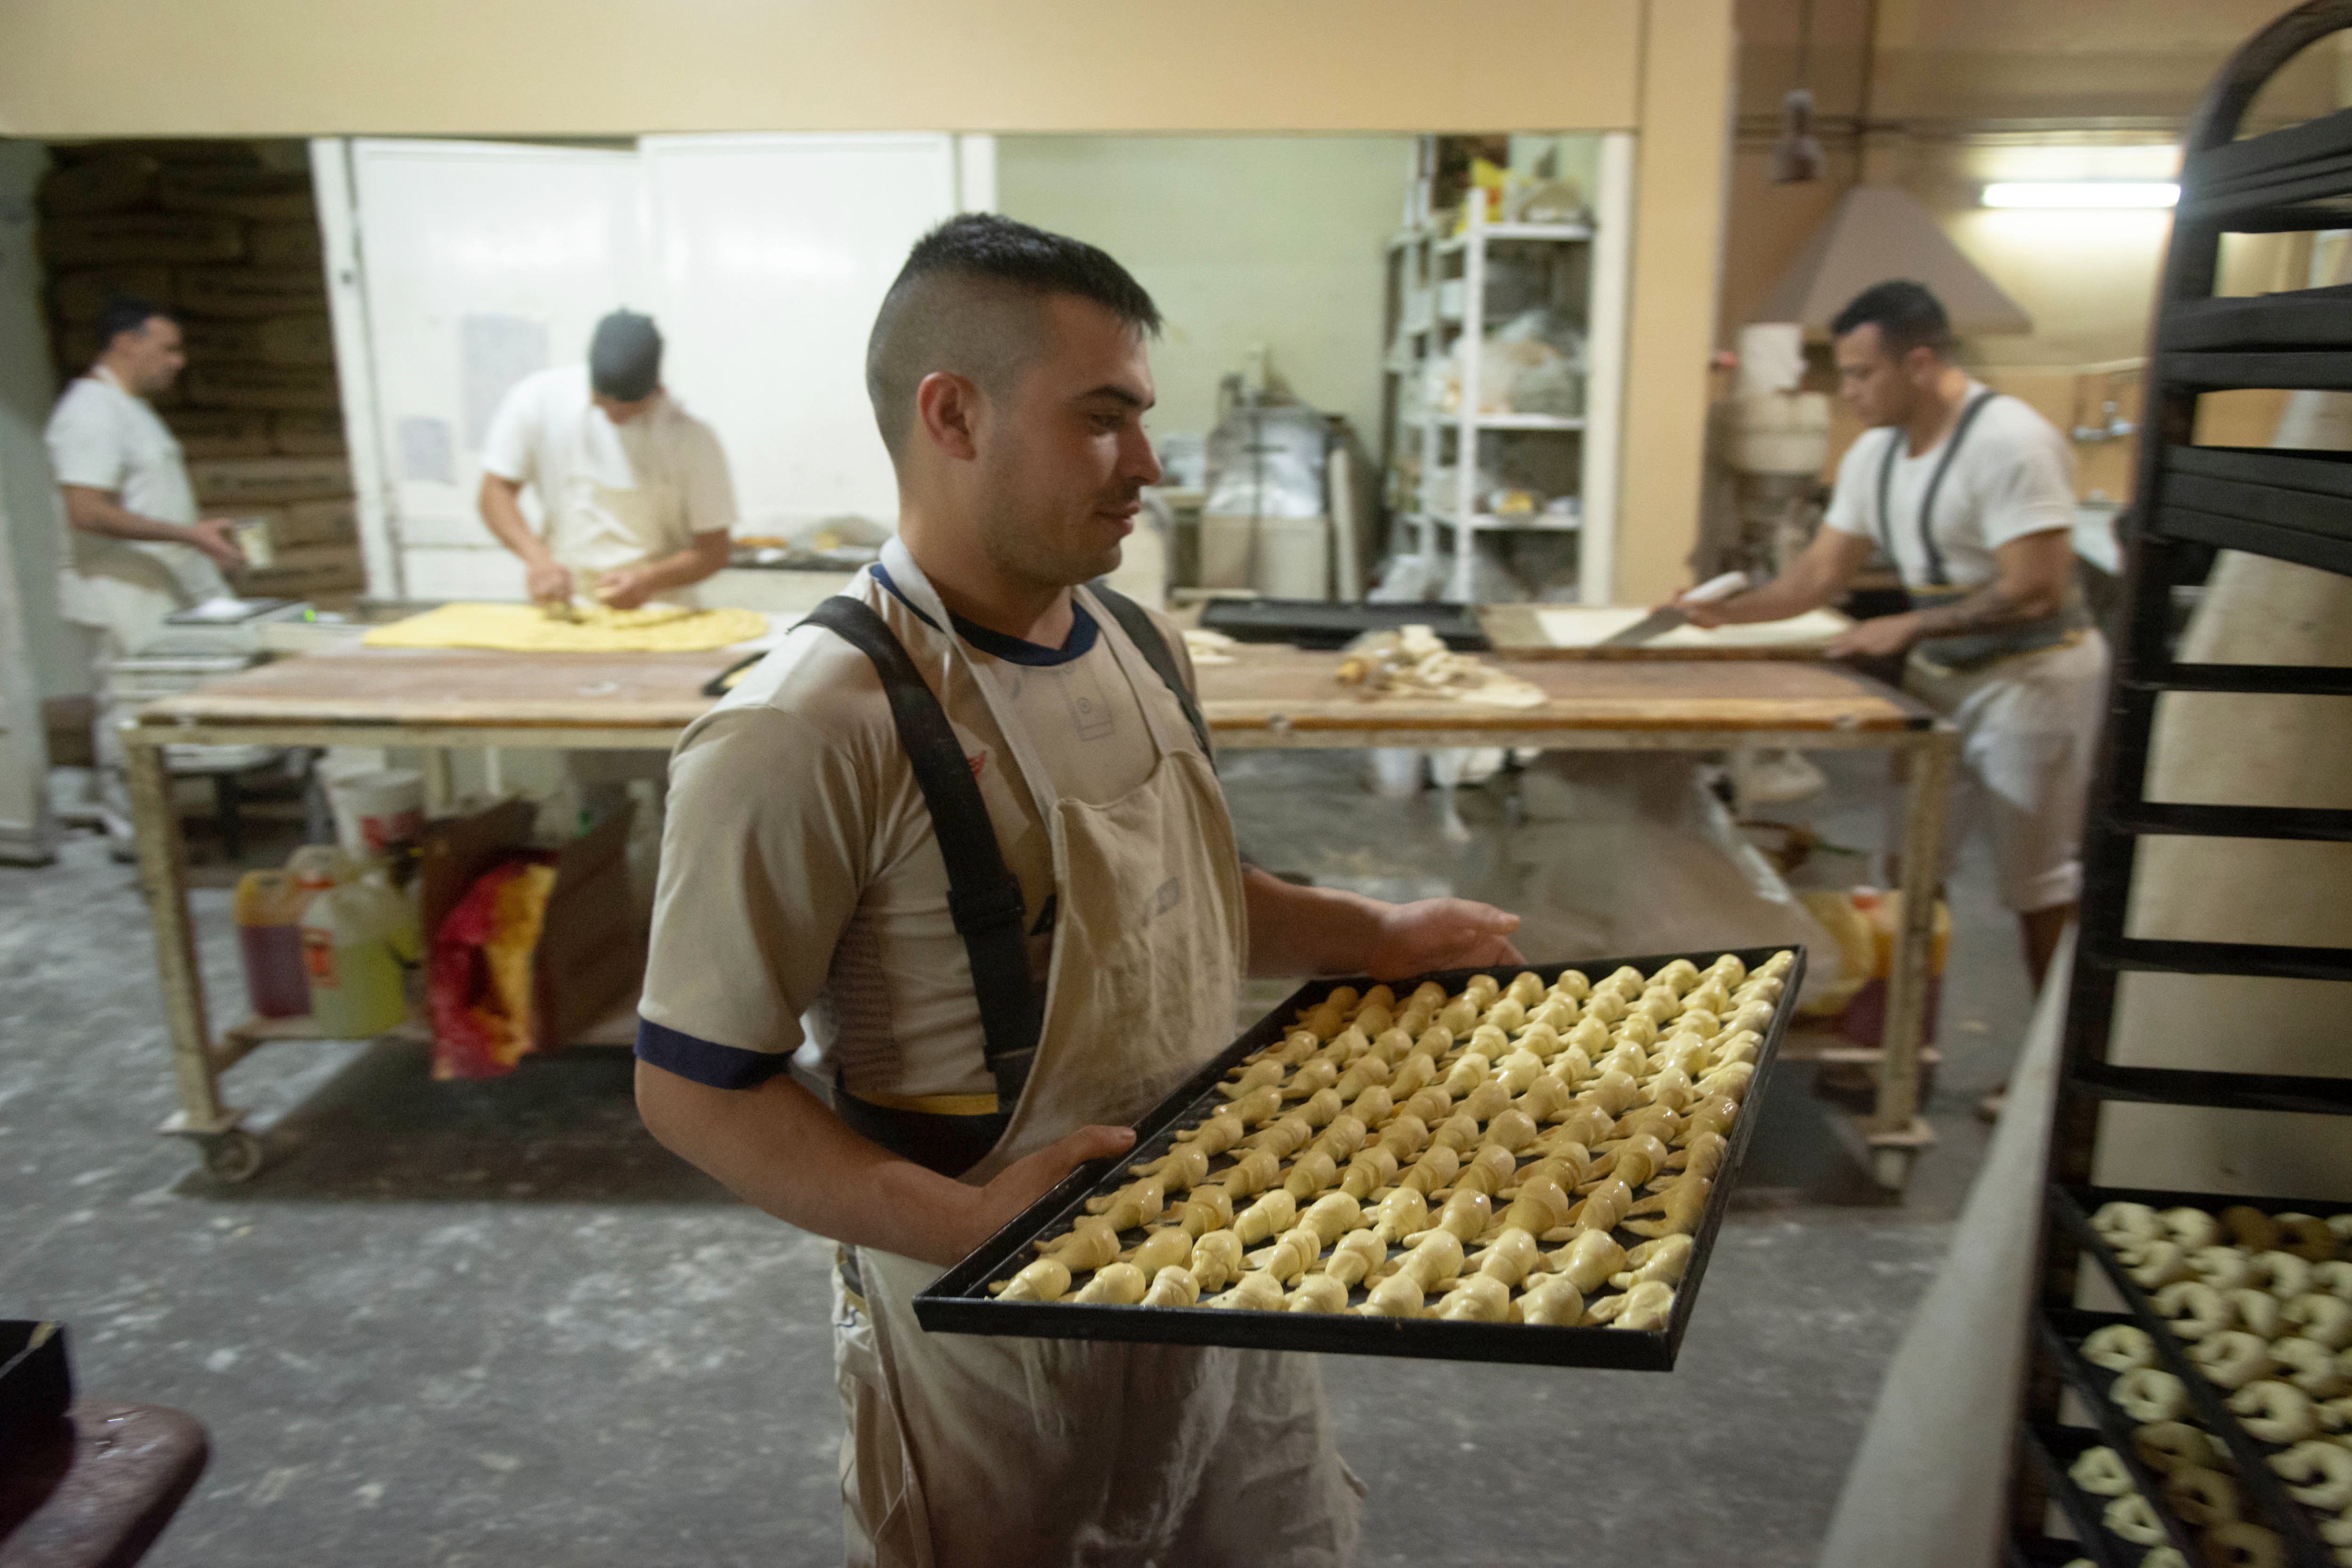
(1377, 136, 1632, 604)
(2011, 5, 2352, 1563)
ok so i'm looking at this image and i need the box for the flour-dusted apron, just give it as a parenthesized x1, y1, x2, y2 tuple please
(834, 542, 1362, 1568)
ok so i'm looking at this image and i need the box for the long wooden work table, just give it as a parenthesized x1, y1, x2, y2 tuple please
(127, 642, 1957, 1191)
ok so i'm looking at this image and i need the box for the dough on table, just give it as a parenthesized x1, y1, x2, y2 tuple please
(364, 602, 770, 653)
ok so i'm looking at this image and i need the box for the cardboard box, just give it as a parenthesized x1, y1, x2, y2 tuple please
(188, 454, 352, 506)
(417, 800, 646, 1053)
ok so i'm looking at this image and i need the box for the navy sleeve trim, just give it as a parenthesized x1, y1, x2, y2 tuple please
(634, 1016, 794, 1090)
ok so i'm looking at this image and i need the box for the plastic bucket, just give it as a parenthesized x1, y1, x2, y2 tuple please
(328, 768, 425, 857)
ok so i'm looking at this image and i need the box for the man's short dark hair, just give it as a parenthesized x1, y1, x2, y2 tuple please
(1831, 280, 1955, 359)
(865, 213, 1161, 459)
(94, 295, 172, 354)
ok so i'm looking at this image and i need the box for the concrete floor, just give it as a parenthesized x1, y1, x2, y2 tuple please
(0, 747, 2038, 1566)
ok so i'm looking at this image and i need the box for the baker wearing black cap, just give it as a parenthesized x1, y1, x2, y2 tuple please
(478, 309, 739, 610)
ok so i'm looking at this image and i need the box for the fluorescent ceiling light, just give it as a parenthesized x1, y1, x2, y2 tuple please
(1981, 181, 2179, 209)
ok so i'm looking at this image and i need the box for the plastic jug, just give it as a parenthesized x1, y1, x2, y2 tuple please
(231, 869, 312, 1019)
(298, 861, 413, 1040)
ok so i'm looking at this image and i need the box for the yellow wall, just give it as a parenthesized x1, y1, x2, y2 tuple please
(0, 1, 1641, 137)
(995, 136, 1412, 448)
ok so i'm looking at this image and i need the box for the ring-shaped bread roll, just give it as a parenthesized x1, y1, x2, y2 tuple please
(2083, 1323, 2159, 1372)
(2094, 1202, 2165, 1241)
(2219, 1288, 2280, 1339)
(2122, 1239, 2194, 1290)
(2313, 1260, 2352, 1302)
(2222, 1206, 2284, 1254)
(2286, 1292, 2352, 1351)
(2272, 1336, 2349, 1399)
(2190, 1247, 2254, 1291)
(2139, 1551, 2188, 1568)
(2201, 1520, 2286, 1568)
(2153, 1281, 2232, 1340)
(2273, 1212, 2338, 1263)
(2318, 1393, 2352, 1433)
(2188, 1330, 2274, 1390)
(2227, 1379, 2316, 1444)
(2102, 1494, 2165, 1546)
(2253, 1250, 2315, 1300)
(2270, 1439, 2352, 1510)
(2112, 1368, 2192, 1422)
(2067, 1444, 2135, 1496)
(2133, 1421, 2220, 1475)
(2163, 1464, 2239, 1526)
(2161, 1207, 2222, 1250)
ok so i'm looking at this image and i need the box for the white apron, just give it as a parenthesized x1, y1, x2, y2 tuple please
(833, 544, 1362, 1568)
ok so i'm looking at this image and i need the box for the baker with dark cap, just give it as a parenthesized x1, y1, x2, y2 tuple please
(479, 309, 738, 610)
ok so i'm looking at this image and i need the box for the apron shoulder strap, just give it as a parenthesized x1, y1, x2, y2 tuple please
(1914, 389, 2002, 588)
(1086, 582, 1215, 760)
(1874, 428, 1903, 560)
(802, 596, 1041, 1106)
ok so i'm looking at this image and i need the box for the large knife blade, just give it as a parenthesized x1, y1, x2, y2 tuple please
(1597, 571, 1750, 647)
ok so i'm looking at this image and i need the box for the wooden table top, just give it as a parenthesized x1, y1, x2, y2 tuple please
(132, 641, 1931, 739)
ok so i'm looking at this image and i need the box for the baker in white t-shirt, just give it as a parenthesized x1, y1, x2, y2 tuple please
(1674, 280, 2106, 1031)
(633, 214, 1530, 1565)
(46, 296, 248, 854)
(478, 310, 737, 610)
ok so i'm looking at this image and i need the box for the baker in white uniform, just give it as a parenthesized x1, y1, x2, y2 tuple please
(634, 215, 1526, 1567)
(46, 295, 247, 853)
(1676, 279, 2104, 1050)
(478, 309, 737, 610)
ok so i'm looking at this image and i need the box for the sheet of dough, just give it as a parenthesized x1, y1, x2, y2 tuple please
(1531, 606, 1851, 650)
(362, 602, 772, 653)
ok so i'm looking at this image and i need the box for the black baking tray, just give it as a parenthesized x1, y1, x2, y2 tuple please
(913, 945, 1803, 1370)
(1199, 598, 1490, 651)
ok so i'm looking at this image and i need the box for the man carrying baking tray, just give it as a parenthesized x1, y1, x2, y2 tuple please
(1667, 279, 2106, 1117)
(634, 214, 1526, 1567)
(477, 307, 738, 613)
(46, 294, 247, 858)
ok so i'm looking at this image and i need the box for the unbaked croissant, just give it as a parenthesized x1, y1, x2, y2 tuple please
(1189, 1229, 1244, 1293)
(1218, 1147, 1282, 1200)
(1434, 1274, 1510, 1322)
(1374, 1111, 1431, 1162)
(1282, 1150, 1338, 1202)
(1323, 1229, 1386, 1287)
(1137, 1141, 1210, 1191)
(995, 1258, 1073, 1302)
(1570, 1178, 1634, 1234)
(1341, 1146, 1400, 1200)
(1214, 1270, 1286, 1312)
(1372, 1186, 1430, 1244)
(1125, 1226, 1193, 1281)
(1548, 1231, 1626, 1294)
(1251, 1223, 1324, 1284)
(1398, 1144, 1462, 1198)
(1409, 1190, 1493, 1247)
(1309, 1114, 1367, 1164)
(1073, 1263, 1146, 1305)
(1518, 1274, 1584, 1327)
(1450, 1144, 1518, 1199)
(1470, 1226, 1542, 1288)
(1299, 1192, 1364, 1245)
(1389, 1230, 1465, 1294)
(1611, 1233, 1694, 1289)
(1589, 1280, 1675, 1330)
(1670, 1130, 1730, 1183)
(1456, 1080, 1513, 1125)
(1234, 1188, 1298, 1246)
(1039, 1216, 1121, 1273)
(1359, 1272, 1425, 1319)
(1623, 1174, 1712, 1239)
(1141, 1265, 1200, 1308)
(1084, 1176, 1166, 1232)
(1179, 1183, 1235, 1238)
(1287, 1274, 1350, 1314)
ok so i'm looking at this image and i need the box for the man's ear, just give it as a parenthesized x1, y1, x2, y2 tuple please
(915, 371, 983, 462)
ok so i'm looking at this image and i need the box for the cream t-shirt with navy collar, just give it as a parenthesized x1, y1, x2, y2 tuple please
(635, 562, 1201, 1102)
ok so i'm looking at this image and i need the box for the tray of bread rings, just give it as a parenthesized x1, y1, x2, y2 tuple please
(913, 946, 1802, 1370)
(2046, 1186, 2352, 1568)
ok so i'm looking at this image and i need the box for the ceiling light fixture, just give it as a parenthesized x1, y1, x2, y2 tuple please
(1980, 182, 2180, 209)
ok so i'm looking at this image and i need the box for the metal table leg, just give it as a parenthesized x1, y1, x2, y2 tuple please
(1866, 724, 1959, 1190)
(126, 738, 259, 1182)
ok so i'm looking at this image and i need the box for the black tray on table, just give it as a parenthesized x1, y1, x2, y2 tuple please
(913, 945, 1804, 1371)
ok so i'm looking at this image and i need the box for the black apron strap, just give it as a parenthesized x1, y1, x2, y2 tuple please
(1874, 428, 1902, 562)
(802, 597, 1042, 1109)
(1086, 582, 1214, 760)
(1914, 389, 2002, 588)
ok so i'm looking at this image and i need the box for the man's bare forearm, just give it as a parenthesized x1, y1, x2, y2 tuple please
(1907, 577, 2063, 638)
(635, 1061, 986, 1265)
(477, 476, 555, 565)
(629, 533, 731, 594)
(1243, 866, 1384, 978)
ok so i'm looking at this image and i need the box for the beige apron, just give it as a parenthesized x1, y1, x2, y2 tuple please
(834, 544, 1362, 1568)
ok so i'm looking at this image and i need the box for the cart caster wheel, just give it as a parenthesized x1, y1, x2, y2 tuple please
(200, 1130, 264, 1184)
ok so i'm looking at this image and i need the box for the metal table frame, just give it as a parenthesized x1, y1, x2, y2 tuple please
(124, 678, 1955, 1192)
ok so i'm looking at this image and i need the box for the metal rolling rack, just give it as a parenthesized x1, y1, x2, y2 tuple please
(2010, 4, 2352, 1562)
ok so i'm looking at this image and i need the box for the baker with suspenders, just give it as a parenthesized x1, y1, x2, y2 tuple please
(633, 215, 1526, 1567)
(1672, 279, 2107, 1051)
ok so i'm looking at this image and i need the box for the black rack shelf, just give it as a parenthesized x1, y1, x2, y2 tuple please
(2034, 1309, 2204, 1561)
(2011, 4, 2352, 1561)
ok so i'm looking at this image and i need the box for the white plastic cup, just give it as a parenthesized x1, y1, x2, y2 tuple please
(1366, 748, 1424, 799)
